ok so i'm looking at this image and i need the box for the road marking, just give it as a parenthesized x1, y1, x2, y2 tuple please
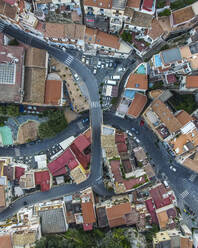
(15, 148, 20, 156)
(0, 22, 5, 32)
(189, 174, 196, 182)
(64, 55, 73, 66)
(91, 101, 100, 109)
(180, 190, 189, 199)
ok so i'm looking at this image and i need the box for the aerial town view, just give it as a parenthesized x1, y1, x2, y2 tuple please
(1, 0, 198, 247)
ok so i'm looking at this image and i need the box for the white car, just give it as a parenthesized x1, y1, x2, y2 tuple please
(82, 57, 85, 63)
(101, 64, 105, 68)
(74, 73, 79, 80)
(86, 59, 89, 65)
(93, 68, 97, 74)
(98, 61, 102, 66)
(134, 136, 140, 143)
(170, 166, 176, 172)
(106, 63, 109, 67)
(126, 130, 132, 137)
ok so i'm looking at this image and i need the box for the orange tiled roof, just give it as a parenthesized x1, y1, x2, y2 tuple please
(84, 0, 112, 9)
(180, 46, 192, 59)
(126, 73, 148, 90)
(0, 234, 12, 248)
(0, 185, 5, 207)
(84, 27, 97, 44)
(172, 6, 195, 25)
(106, 202, 131, 227)
(127, 93, 147, 118)
(180, 237, 193, 248)
(127, 0, 141, 9)
(81, 201, 96, 224)
(175, 110, 193, 127)
(186, 75, 198, 88)
(45, 23, 65, 38)
(95, 30, 120, 49)
(148, 18, 164, 40)
(152, 99, 182, 133)
(44, 80, 62, 105)
(156, 210, 169, 229)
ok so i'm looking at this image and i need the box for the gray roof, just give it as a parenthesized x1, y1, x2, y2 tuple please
(189, 42, 198, 54)
(161, 48, 182, 64)
(159, 90, 173, 102)
(112, 0, 127, 10)
(39, 208, 67, 234)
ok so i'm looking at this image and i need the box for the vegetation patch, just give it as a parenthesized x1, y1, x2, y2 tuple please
(168, 92, 197, 114)
(121, 31, 132, 43)
(38, 109, 67, 139)
(170, 0, 197, 10)
(0, 105, 19, 117)
(157, 0, 166, 8)
(158, 8, 171, 16)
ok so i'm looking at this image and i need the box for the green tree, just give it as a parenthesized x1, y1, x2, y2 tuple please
(158, 8, 171, 16)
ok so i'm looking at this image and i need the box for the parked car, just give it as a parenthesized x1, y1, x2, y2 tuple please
(82, 56, 85, 63)
(170, 166, 176, 172)
(82, 118, 89, 123)
(126, 130, 133, 137)
(101, 64, 105, 68)
(74, 73, 79, 80)
(86, 59, 89, 65)
(93, 68, 97, 74)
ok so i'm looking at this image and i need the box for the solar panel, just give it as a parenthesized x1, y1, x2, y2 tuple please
(0, 63, 16, 85)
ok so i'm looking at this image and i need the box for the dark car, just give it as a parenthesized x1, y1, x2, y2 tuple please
(24, 201, 27, 206)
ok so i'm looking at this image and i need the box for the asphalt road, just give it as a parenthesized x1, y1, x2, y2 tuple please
(0, 21, 198, 228)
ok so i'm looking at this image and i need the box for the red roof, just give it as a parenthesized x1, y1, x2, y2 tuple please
(123, 177, 146, 190)
(166, 74, 177, 84)
(3, 0, 16, 5)
(83, 223, 93, 231)
(115, 133, 126, 144)
(52, 167, 67, 177)
(150, 184, 172, 209)
(15, 167, 25, 180)
(117, 143, 128, 153)
(110, 160, 123, 183)
(143, 0, 153, 11)
(73, 134, 90, 153)
(145, 199, 158, 224)
(34, 170, 50, 192)
(48, 148, 75, 176)
(70, 143, 90, 169)
(68, 159, 79, 170)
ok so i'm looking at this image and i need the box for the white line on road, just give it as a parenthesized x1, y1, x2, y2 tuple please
(91, 101, 100, 109)
(180, 190, 189, 199)
(189, 174, 196, 182)
(64, 55, 73, 66)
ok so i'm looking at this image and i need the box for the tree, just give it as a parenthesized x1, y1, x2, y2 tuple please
(158, 8, 171, 16)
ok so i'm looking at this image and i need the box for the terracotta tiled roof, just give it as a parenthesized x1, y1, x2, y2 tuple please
(127, 93, 147, 118)
(44, 80, 62, 105)
(106, 202, 131, 227)
(25, 47, 47, 68)
(172, 6, 195, 26)
(95, 31, 120, 49)
(175, 110, 193, 126)
(127, 0, 141, 9)
(152, 99, 182, 133)
(81, 201, 96, 224)
(0, 234, 12, 248)
(126, 73, 148, 90)
(180, 237, 193, 248)
(148, 18, 164, 40)
(0, 185, 5, 207)
(84, 0, 112, 9)
(186, 75, 198, 88)
(156, 210, 169, 229)
(0, 0, 17, 20)
(45, 23, 65, 38)
(180, 46, 192, 59)
(84, 27, 97, 44)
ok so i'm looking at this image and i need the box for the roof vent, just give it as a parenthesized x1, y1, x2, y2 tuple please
(135, 83, 139, 88)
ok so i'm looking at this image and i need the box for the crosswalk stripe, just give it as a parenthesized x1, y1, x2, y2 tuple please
(180, 190, 189, 199)
(189, 174, 196, 182)
(91, 101, 100, 109)
(64, 55, 73, 66)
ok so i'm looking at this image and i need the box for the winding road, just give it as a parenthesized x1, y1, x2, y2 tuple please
(0, 20, 198, 228)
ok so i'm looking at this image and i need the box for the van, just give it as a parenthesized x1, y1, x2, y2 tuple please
(106, 80, 117, 85)
(163, 180, 169, 188)
(111, 75, 120, 80)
